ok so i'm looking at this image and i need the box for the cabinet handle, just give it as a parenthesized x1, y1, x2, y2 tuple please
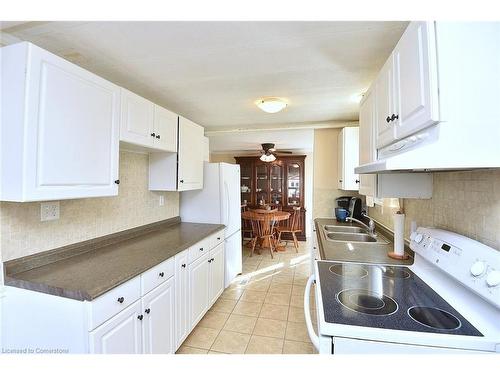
(145, 308, 151, 314)
(180, 179, 184, 183)
(339, 179, 342, 183)
(151, 132, 156, 137)
(138, 314, 144, 321)
(386, 116, 391, 123)
(217, 237, 221, 240)
(391, 114, 399, 122)
(355, 179, 360, 184)
(114, 180, 120, 185)
(211, 258, 215, 262)
(159, 272, 164, 277)
(117, 297, 124, 303)
(208, 259, 212, 263)
(156, 134, 161, 139)
(181, 264, 186, 268)
(199, 247, 204, 251)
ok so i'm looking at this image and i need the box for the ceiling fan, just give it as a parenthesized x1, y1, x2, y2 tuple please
(258, 143, 292, 162)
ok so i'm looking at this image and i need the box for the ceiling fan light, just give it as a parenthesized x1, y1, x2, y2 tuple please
(256, 98, 287, 113)
(260, 153, 276, 162)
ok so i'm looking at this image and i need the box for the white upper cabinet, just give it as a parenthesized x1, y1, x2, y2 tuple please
(375, 56, 396, 149)
(178, 117, 204, 191)
(375, 21, 440, 149)
(393, 21, 439, 139)
(149, 116, 204, 191)
(120, 88, 155, 148)
(1, 42, 120, 202)
(153, 105, 178, 152)
(358, 89, 377, 197)
(120, 89, 178, 152)
(337, 127, 359, 191)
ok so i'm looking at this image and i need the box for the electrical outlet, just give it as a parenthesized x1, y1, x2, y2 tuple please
(41, 202, 60, 221)
(159, 195, 164, 206)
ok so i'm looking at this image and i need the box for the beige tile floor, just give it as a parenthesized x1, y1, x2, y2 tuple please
(176, 239, 318, 354)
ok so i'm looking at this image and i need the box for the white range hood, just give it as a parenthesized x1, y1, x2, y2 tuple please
(355, 122, 500, 174)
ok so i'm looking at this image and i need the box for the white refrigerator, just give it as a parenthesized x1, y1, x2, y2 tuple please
(180, 162, 242, 287)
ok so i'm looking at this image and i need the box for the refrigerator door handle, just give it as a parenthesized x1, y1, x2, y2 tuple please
(224, 181, 230, 226)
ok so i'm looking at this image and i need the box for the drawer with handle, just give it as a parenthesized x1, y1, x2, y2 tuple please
(86, 276, 141, 331)
(188, 231, 225, 264)
(140, 257, 174, 295)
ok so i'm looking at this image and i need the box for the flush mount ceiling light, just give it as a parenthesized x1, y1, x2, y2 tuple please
(260, 153, 276, 162)
(255, 97, 288, 113)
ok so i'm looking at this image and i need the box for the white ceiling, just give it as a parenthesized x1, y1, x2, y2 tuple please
(1, 21, 407, 129)
(209, 129, 314, 153)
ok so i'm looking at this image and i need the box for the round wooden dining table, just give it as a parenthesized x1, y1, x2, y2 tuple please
(241, 210, 291, 252)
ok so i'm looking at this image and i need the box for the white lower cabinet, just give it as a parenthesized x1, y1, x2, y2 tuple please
(2, 231, 225, 354)
(174, 249, 189, 350)
(188, 252, 210, 329)
(208, 243, 225, 306)
(142, 278, 175, 354)
(90, 300, 143, 354)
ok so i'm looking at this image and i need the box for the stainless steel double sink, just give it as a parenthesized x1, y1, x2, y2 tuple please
(323, 225, 388, 244)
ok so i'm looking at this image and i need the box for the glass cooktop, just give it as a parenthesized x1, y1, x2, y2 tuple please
(317, 261, 483, 336)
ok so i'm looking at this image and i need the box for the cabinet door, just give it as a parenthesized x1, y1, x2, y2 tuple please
(142, 278, 175, 354)
(153, 105, 178, 152)
(393, 21, 439, 139)
(89, 300, 142, 354)
(341, 127, 359, 191)
(358, 89, 377, 197)
(20, 43, 120, 201)
(188, 252, 210, 329)
(174, 250, 189, 350)
(375, 56, 397, 149)
(120, 88, 155, 147)
(177, 117, 204, 191)
(337, 131, 344, 189)
(208, 243, 225, 307)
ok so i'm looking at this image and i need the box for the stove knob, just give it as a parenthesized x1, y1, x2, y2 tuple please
(414, 233, 424, 244)
(470, 261, 486, 277)
(486, 270, 500, 287)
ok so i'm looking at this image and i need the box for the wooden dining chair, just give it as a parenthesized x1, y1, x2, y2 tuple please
(275, 207, 301, 253)
(249, 212, 276, 259)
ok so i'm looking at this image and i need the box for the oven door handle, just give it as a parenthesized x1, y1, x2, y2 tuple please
(304, 275, 320, 351)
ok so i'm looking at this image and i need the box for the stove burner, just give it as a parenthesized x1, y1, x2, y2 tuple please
(408, 306, 461, 331)
(383, 268, 410, 279)
(329, 264, 368, 278)
(337, 289, 398, 316)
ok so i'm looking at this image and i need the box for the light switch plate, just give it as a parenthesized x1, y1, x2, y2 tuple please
(41, 202, 60, 221)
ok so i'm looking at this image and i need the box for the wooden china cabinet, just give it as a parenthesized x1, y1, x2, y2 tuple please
(235, 155, 306, 241)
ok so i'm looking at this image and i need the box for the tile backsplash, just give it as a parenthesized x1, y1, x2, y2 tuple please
(0, 151, 179, 262)
(368, 170, 500, 251)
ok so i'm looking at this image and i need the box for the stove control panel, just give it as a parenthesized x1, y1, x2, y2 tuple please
(410, 227, 500, 309)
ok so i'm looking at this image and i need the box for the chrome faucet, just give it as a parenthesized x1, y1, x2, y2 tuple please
(345, 214, 376, 236)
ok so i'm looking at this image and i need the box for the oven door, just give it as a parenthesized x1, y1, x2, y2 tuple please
(333, 337, 481, 354)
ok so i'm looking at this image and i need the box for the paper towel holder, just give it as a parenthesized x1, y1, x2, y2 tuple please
(388, 210, 410, 260)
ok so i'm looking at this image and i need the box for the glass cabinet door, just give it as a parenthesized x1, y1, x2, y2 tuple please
(287, 162, 301, 206)
(255, 163, 268, 205)
(269, 163, 283, 206)
(240, 162, 253, 205)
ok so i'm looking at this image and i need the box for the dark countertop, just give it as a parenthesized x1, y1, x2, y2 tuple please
(314, 218, 413, 266)
(3, 217, 225, 301)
